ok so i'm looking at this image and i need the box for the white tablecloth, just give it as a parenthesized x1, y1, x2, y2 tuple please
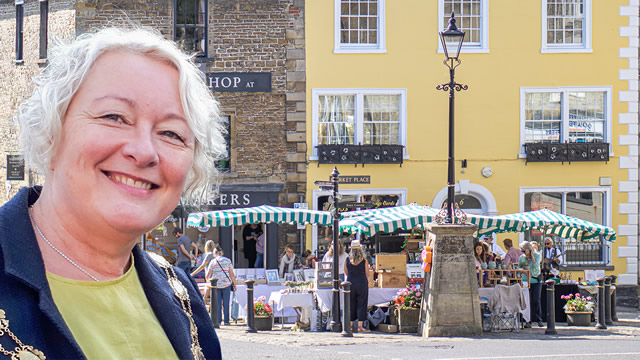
(314, 288, 402, 312)
(478, 287, 530, 323)
(269, 292, 315, 312)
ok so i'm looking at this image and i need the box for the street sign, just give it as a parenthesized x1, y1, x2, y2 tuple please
(338, 202, 374, 209)
(318, 186, 335, 192)
(314, 180, 334, 187)
(294, 202, 308, 229)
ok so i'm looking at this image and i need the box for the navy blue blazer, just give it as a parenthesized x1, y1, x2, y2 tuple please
(0, 187, 221, 359)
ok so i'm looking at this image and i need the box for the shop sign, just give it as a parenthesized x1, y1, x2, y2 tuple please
(207, 72, 271, 92)
(6, 155, 24, 181)
(339, 176, 370, 184)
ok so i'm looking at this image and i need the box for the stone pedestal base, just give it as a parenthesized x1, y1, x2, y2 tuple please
(419, 223, 482, 337)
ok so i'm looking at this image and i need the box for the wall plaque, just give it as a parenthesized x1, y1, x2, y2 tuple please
(7, 155, 24, 181)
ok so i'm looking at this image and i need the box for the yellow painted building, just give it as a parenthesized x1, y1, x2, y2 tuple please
(305, 0, 639, 288)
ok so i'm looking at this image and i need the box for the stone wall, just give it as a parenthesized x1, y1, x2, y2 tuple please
(0, 0, 75, 204)
(210, 0, 306, 251)
(75, 0, 172, 36)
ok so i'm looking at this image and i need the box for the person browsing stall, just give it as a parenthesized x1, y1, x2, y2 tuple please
(344, 240, 371, 333)
(174, 227, 198, 275)
(206, 246, 237, 326)
(322, 240, 348, 281)
(518, 241, 544, 328)
(481, 234, 506, 260)
(502, 238, 523, 268)
(0, 28, 226, 359)
(242, 223, 262, 268)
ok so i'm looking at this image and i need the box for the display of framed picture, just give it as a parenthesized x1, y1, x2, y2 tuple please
(293, 269, 305, 282)
(303, 269, 315, 282)
(265, 269, 280, 285)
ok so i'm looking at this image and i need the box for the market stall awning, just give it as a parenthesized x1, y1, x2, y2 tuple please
(187, 205, 333, 228)
(339, 205, 615, 242)
(505, 209, 616, 242)
(339, 204, 439, 236)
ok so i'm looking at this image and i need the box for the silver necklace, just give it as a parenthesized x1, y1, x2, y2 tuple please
(28, 207, 100, 282)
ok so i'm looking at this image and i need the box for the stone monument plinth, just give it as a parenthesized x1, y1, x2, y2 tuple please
(419, 223, 482, 337)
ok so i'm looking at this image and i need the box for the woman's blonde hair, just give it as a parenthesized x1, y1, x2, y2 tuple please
(204, 240, 215, 254)
(14, 27, 226, 201)
(349, 246, 365, 265)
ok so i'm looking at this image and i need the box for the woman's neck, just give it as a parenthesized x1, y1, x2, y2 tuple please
(31, 193, 136, 281)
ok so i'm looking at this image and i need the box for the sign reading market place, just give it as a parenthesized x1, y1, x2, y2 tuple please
(207, 72, 271, 92)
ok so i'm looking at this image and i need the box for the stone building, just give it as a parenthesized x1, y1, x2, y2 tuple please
(0, 0, 307, 269)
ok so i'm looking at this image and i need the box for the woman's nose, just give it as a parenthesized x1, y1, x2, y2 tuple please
(121, 129, 159, 167)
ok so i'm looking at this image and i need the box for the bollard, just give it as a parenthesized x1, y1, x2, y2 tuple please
(544, 279, 557, 335)
(610, 275, 618, 321)
(341, 281, 353, 337)
(246, 279, 257, 333)
(209, 278, 219, 329)
(604, 276, 613, 325)
(595, 277, 607, 329)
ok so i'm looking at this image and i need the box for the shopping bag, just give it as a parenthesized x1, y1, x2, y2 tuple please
(231, 292, 239, 321)
(367, 307, 385, 327)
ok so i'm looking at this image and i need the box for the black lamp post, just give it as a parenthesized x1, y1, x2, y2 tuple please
(329, 167, 342, 332)
(437, 12, 467, 224)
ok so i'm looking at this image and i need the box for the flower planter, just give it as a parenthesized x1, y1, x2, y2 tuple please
(566, 311, 592, 326)
(397, 307, 420, 333)
(254, 315, 274, 331)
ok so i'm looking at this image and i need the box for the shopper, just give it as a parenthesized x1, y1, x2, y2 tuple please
(207, 246, 236, 326)
(345, 240, 370, 332)
(322, 240, 348, 281)
(242, 223, 262, 268)
(519, 241, 543, 328)
(174, 227, 198, 275)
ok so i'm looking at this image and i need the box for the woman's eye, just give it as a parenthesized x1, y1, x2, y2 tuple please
(102, 114, 126, 124)
(161, 131, 185, 143)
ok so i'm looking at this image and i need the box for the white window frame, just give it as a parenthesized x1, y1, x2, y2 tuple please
(334, 0, 386, 54)
(541, 0, 592, 54)
(310, 88, 408, 160)
(311, 188, 407, 252)
(518, 86, 612, 157)
(437, 0, 490, 54)
(519, 186, 612, 266)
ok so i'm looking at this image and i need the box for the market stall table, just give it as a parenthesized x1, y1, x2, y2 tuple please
(314, 288, 403, 312)
(269, 291, 315, 328)
(478, 287, 531, 323)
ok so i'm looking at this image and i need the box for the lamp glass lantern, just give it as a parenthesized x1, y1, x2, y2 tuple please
(439, 13, 465, 61)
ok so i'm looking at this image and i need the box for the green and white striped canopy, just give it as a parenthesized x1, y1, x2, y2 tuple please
(187, 205, 333, 228)
(339, 205, 616, 242)
(339, 204, 439, 236)
(517, 209, 615, 242)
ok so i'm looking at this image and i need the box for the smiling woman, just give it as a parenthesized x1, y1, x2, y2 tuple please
(0, 28, 225, 359)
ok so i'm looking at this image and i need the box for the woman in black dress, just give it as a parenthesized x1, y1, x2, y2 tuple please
(344, 240, 371, 332)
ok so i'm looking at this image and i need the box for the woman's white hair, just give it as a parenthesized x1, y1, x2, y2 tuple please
(14, 27, 226, 201)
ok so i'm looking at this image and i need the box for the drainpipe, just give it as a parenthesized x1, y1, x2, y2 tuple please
(299, 194, 305, 255)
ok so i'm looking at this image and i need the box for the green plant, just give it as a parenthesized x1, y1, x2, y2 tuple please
(561, 293, 594, 312)
(253, 296, 273, 316)
(402, 228, 425, 253)
(393, 284, 423, 309)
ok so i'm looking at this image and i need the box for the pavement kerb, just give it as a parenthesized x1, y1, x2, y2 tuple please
(215, 307, 640, 346)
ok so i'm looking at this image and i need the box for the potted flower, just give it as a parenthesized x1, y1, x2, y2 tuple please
(392, 285, 423, 333)
(252, 296, 274, 330)
(561, 293, 594, 326)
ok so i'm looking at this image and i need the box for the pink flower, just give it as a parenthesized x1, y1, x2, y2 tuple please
(587, 296, 592, 301)
(416, 292, 422, 297)
(575, 293, 580, 297)
(560, 295, 566, 300)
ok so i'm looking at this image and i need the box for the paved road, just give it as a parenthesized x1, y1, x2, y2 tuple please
(216, 307, 640, 360)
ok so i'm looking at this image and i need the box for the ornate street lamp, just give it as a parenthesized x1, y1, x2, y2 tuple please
(436, 12, 468, 224)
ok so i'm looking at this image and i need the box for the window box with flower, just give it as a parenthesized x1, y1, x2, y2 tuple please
(392, 285, 423, 333)
(561, 293, 594, 326)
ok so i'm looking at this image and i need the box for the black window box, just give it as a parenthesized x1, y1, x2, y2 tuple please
(316, 144, 404, 165)
(525, 142, 609, 163)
